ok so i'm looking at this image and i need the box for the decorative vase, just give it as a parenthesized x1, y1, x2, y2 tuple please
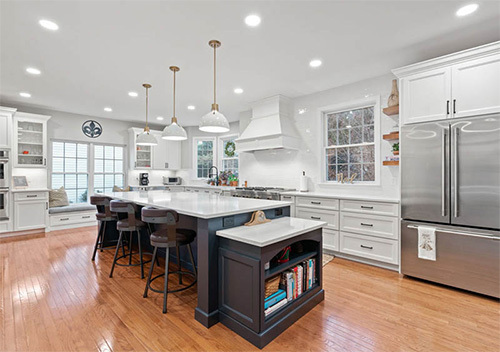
(387, 79, 399, 107)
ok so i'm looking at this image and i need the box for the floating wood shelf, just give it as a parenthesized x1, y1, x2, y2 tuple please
(383, 160, 399, 166)
(383, 132, 399, 141)
(383, 105, 399, 116)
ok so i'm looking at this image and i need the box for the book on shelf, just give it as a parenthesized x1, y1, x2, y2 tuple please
(274, 258, 317, 309)
(264, 297, 287, 317)
(264, 289, 287, 309)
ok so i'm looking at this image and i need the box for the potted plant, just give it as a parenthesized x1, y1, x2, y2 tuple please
(219, 171, 229, 186)
(392, 142, 399, 155)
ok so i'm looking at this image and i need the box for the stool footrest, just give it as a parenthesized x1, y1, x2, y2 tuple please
(146, 271, 196, 294)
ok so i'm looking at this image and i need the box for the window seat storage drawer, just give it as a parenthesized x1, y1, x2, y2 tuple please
(340, 212, 398, 240)
(50, 211, 95, 227)
(14, 192, 48, 201)
(296, 207, 338, 230)
(340, 232, 398, 265)
(340, 200, 398, 217)
(323, 228, 339, 252)
(296, 197, 339, 210)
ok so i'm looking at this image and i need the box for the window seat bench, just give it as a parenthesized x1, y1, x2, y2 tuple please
(48, 204, 97, 232)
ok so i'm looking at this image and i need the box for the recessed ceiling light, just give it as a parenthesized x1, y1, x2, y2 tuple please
(128, 91, 138, 97)
(104, 107, 112, 112)
(156, 116, 164, 121)
(19, 92, 31, 98)
(234, 88, 244, 94)
(39, 19, 59, 31)
(187, 105, 196, 110)
(309, 59, 322, 68)
(298, 108, 307, 115)
(456, 3, 478, 17)
(245, 14, 261, 27)
(26, 67, 41, 75)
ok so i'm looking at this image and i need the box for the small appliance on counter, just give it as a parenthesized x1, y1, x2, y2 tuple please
(139, 173, 149, 186)
(163, 176, 182, 185)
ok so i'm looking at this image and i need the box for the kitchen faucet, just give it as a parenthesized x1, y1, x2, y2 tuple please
(208, 166, 219, 186)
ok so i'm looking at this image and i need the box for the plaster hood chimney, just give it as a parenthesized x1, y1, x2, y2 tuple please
(235, 95, 300, 153)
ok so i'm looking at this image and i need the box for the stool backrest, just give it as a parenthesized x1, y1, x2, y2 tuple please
(90, 195, 112, 218)
(142, 207, 178, 242)
(110, 200, 138, 226)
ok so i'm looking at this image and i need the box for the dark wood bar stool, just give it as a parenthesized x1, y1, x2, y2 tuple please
(141, 207, 197, 313)
(109, 200, 152, 279)
(90, 195, 118, 261)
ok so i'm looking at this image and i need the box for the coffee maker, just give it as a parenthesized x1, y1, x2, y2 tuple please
(139, 173, 149, 186)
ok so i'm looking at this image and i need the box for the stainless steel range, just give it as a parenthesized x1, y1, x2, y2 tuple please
(231, 187, 295, 200)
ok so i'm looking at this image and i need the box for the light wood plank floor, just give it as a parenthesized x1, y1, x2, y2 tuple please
(1, 226, 499, 351)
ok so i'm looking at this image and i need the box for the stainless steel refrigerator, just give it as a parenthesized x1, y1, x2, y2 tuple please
(401, 114, 500, 298)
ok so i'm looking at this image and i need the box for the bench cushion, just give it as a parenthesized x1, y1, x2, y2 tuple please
(49, 204, 96, 215)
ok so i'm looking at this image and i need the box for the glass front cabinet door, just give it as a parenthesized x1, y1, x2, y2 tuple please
(14, 112, 51, 168)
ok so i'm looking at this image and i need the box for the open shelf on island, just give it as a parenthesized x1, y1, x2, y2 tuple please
(383, 131, 399, 141)
(383, 105, 399, 116)
(383, 160, 399, 166)
(264, 283, 319, 320)
(265, 250, 318, 279)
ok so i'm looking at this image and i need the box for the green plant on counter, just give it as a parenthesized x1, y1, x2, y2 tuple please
(392, 143, 399, 152)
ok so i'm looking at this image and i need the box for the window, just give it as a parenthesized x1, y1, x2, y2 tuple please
(94, 145, 125, 194)
(219, 136, 239, 177)
(194, 137, 215, 178)
(324, 105, 376, 183)
(51, 141, 89, 203)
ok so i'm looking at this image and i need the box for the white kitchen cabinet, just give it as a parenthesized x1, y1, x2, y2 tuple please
(401, 67, 451, 124)
(451, 53, 500, 118)
(151, 131, 181, 170)
(13, 112, 51, 168)
(128, 128, 153, 170)
(14, 191, 48, 231)
(395, 42, 500, 125)
(0, 107, 15, 148)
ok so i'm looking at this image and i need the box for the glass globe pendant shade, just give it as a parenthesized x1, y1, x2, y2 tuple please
(136, 127, 158, 146)
(199, 105, 230, 133)
(162, 117, 187, 140)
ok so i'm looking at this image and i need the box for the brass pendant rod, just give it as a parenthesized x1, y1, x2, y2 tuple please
(142, 83, 152, 132)
(173, 69, 176, 118)
(213, 43, 216, 106)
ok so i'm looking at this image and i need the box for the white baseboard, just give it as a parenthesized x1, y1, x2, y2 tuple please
(47, 220, 97, 232)
(323, 249, 400, 272)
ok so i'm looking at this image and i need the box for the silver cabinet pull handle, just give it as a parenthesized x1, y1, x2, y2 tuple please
(26, 195, 37, 198)
(310, 216, 321, 220)
(82, 216, 91, 219)
(442, 129, 447, 217)
(361, 223, 373, 227)
(361, 206, 373, 209)
(454, 127, 459, 218)
(60, 218, 69, 221)
(360, 245, 373, 249)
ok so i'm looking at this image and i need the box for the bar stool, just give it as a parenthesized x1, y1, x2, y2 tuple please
(109, 200, 151, 279)
(141, 207, 197, 313)
(90, 195, 119, 261)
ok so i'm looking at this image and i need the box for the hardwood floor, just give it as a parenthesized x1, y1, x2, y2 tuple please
(1, 226, 499, 352)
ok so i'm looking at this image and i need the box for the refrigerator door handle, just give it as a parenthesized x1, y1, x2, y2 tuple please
(406, 225, 499, 240)
(442, 129, 447, 217)
(453, 127, 459, 218)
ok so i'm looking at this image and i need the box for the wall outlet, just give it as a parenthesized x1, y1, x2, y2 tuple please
(223, 216, 235, 228)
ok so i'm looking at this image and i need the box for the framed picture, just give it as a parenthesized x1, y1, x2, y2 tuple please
(13, 176, 28, 189)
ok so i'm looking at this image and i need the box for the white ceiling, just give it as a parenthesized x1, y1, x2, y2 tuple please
(1, 1, 499, 126)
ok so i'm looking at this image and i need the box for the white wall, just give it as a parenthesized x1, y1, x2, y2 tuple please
(238, 73, 400, 199)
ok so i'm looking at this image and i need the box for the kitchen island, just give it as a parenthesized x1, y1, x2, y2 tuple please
(102, 190, 292, 328)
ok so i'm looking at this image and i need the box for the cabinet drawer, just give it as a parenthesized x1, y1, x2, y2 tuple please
(50, 212, 95, 226)
(296, 197, 339, 210)
(340, 212, 398, 240)
(323, 228, 339, 252)
(296, 207, 338, 229)
(340, 232, 398, 265)
(14, 192, 48, 201)
(340, 200, 398, 217)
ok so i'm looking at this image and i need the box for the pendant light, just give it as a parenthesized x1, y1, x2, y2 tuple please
(199, 40, 230, 133)
(136, 83, 158, 146)
(162, 66, 187, 141)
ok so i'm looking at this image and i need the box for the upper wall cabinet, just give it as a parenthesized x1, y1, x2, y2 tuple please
(128, 128, 181, 170)
(13, 112, 51, 168)
(394, 42, 500, 125)
(0, 107, 16, 149)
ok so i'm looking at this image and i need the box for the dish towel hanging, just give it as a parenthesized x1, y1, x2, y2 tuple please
(418, 226, 436, 261)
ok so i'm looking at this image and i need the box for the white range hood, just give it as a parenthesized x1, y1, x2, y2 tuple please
(235, 95, 300, 153)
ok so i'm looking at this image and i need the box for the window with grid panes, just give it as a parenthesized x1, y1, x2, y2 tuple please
(325, 106, 375, 182)
(195, 138, 215, 178)
(220, 137, 238, 177)
(51, 141, 89, 203)
(94, 145, 124, 194)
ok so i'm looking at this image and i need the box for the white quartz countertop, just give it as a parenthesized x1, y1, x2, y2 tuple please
(216, 217, 327, 247)
(184, 185, 237, 190)
(281, 191, 399, 203)
(11, 188, 49, 193)
(102, 190, 291, 219)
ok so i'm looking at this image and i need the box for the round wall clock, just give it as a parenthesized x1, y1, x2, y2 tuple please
(82, 120, 102, 138)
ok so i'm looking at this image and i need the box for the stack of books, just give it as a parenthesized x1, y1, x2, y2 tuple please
(279, 258, 316, 302)
(264, 289, 288, 316)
